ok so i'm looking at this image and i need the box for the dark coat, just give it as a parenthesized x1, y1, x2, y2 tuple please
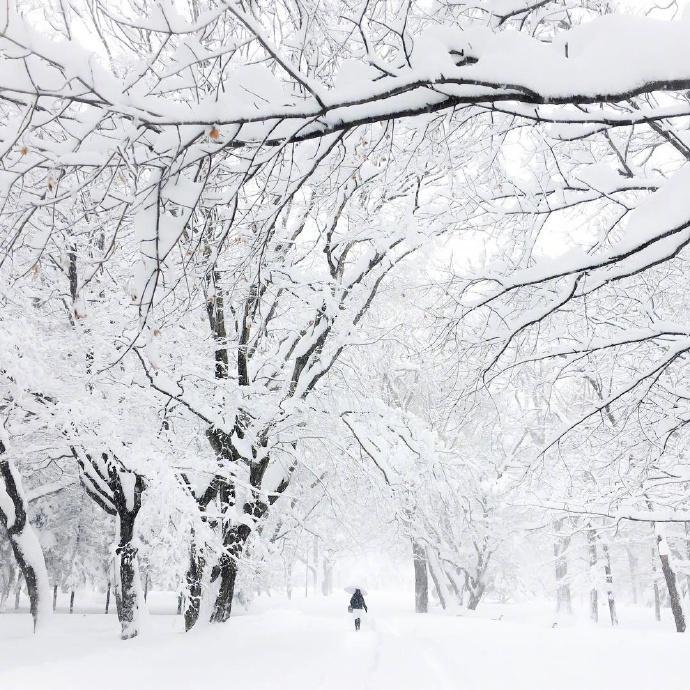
(350, 590, 368, 612)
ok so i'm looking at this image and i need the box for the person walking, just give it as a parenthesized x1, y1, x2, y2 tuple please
(349, 588, 368, 631)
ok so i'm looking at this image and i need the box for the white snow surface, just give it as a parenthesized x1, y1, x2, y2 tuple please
(1, 592, 689, 690)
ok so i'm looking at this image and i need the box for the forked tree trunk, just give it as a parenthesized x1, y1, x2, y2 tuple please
(0, 449, 52, 631)
(195, 274, 292, 627)
(657, 535, 685, 632)
(210, 523, 251, 623)
(445, 564, 466, 605)
(73, 448, 144, 638)
(204, 452, 289, 624)
(110, 469, 145, 640)
(412, 539, 428, 613)
(466, 576, 486, 611)
(425, 548, 448, 610)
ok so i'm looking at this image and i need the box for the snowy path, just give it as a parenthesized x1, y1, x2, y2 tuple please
(1, 594, 689, 690)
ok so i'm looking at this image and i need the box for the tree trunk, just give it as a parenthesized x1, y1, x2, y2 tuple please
(53, 584, 58, 612)
(657, 535, 685, 632)
(553, 518, 572, 615)
(425, 548, 448, 610)
(208, 464, 286, 624)
(184, 529, 206, 631)
(651, 544, 662, 621)
(685, 522, 690, 601)
(626, 547, 639, 605)
(587, 527, 598, 623)
(112, 559, 123, 620)
(653, 581, 662, 621)
(0, 563, 15, 609)
(312, 535, 319, 593)
(467, 591, 484, 610)
(115, 521, 141, 638)
(0, 450, 52, 631)
(210, 523, 251, 623)
(211, 554, 240, 622)
(286, 560, 293, 600)
(105, 581, 111, 614)
(445, 564, 466, 605)
(111, 469, 145, 640)
(412, 539, 428, 613)
(304, 545, 309, 598)
(601, 542, 618, 626)
(69, 590, 75, 614)
(466, 576, 486, 611)
(74, 449, 144, 638)
(321, 551, 333, 596)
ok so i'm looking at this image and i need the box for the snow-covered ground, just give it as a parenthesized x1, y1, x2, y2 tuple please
(1, 592, 688, 690)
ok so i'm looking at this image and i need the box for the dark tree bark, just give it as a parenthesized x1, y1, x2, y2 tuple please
(69, 590, 75, 614)
(204, 438, 290, 624)
(72, 447, 145, 638)
(0, 447, 51, 631)
(210, 523, 251, 623)
(53, 584, 58, 612)
(184, 529, 206, 631)
(105, 581, 111, 614)
(113, 565, 123, 621)
(412, 539, 428, 613)
(657, 536, 685, 632)
(182, 473, 227, 631)
(110, 467, 145, 640)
